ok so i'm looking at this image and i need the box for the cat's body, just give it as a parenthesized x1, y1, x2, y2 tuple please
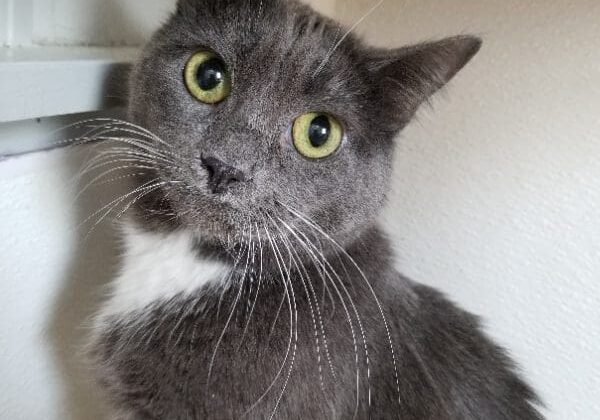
(89, 0, 543, 418)
(93, 224, 540, 419)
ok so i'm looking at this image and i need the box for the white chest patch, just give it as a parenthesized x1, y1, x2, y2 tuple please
(99, 223, 231, 320)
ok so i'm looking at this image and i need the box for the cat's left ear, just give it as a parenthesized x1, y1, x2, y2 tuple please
(366, 35, 481, 131)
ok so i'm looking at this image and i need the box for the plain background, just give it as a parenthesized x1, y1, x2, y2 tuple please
(1, 0, 599, 419)
(335, 1, 600, 419)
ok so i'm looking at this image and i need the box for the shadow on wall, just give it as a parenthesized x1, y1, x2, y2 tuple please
(45, 142, 130, 420)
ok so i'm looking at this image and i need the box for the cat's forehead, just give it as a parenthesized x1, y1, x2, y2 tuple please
(148, 0, 369, 122)
(167, 0, 358, 83)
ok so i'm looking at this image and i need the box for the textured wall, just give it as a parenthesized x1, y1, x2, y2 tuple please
(333, 1, 600, 418)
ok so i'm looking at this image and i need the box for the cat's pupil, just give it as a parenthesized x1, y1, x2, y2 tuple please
(197, 58, 226, 91)
(308, 115, 331, 148)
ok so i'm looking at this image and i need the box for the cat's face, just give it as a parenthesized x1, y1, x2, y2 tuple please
(128, 0, 480, 243)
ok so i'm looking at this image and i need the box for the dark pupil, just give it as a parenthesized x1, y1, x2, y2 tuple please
(196, 57, 226, 91)
(308, 115, 331, 148)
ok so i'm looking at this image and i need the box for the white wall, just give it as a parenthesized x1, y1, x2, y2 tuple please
(0, 147, 118, 420)
(1, 1, 598, 419)
(334, 1, 600, 418)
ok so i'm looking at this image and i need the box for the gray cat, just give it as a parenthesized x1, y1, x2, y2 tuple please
(88, 0, 543, 418)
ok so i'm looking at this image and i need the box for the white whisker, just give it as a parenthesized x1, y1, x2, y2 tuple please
(313, 0, 384, 77)
(207, 223, 252, 390)
(279, 202, 401, 410)
(243, 217, 295, 417)
(277, 215, 363, 417)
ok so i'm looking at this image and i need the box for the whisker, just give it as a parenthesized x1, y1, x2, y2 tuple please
(269, 215, 336, 399)
(277, 215, 362, 416)
(263, 217, 298, 420)
(279, 202, 402, 411)
(313, 0, 384, 77)
(79, 178, 162, 238)
(239, 222, 265, 346)
(46, 118, 171, 150)
(206, 223, 252, 390)
(279, 221, 337, 382)
(115, 182, 173, 220)
(75, 163, 156, 198)
(243, 216, 295, 417)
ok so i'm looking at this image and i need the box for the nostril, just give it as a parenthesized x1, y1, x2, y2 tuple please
(200, 155, 246, 194)
(202, 159, 216, 179)
(226, 170, 245, 184)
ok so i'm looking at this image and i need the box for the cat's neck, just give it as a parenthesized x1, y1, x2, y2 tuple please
(99, 217, 397, 327)
(124, 211, 393, 270)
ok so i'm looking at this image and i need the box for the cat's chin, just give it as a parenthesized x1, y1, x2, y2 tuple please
(173, 208, 301, 255)
(171, 202, 266, 244)
(131, 186, 240, 239)
(134, 184, 307, 249)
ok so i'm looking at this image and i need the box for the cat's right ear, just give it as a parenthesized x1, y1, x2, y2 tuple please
(366, 35, 481, 131)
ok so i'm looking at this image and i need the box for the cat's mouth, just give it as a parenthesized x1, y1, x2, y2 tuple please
(155, 184, 313, 250)
(147, 174, 272, 238)
(135, 159, 317, 247)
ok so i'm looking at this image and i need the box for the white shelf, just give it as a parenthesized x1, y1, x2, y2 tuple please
(0, 108, 126, 158)
(0, 46, 138, 123)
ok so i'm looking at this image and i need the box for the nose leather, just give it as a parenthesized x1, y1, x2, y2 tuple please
(201, 156, 246, 194)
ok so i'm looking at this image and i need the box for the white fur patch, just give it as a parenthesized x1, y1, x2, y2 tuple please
(100, 223, 231, 319)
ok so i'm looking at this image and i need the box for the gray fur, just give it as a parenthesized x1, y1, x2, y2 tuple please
(89, 0, 543, 418)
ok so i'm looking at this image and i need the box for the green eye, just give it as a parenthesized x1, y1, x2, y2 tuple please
(292, 112, 343, 159)
(184, 50, 232, 104)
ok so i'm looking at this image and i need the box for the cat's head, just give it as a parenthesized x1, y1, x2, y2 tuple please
(128, 0, 480, 244)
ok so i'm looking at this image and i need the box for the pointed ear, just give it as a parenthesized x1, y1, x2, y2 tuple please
(366, 35, 482, 130)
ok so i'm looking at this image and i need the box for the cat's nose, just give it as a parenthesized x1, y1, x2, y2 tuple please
(200, 155, 247, 194)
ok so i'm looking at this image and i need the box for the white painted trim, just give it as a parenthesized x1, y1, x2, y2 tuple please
(0, 47, 136, 123)
(0, 109, 124, 158)
(1, 0, 33, 47)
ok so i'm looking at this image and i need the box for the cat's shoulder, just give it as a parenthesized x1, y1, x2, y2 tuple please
(386, 278, 544, 419)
